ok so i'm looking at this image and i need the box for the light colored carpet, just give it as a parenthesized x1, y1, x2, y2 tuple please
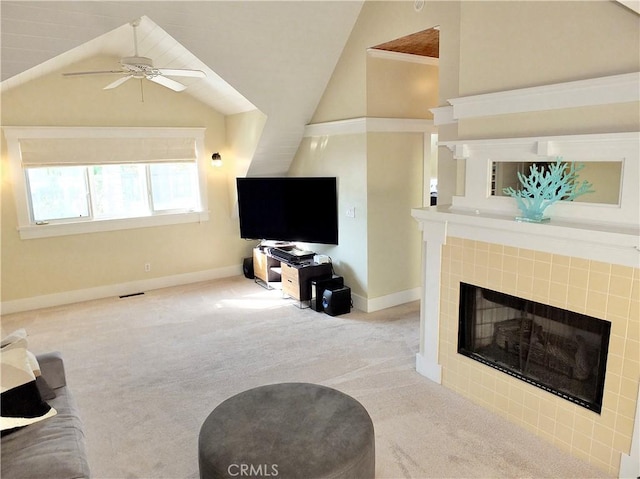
(2, 276, 609, 479)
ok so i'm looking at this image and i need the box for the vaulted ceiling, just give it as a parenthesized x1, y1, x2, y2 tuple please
(1, 1, 364, 176)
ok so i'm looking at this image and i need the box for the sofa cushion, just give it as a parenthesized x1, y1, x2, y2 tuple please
(1, 332, 56, 434)
(35, 376, 57, 401)
(1, 386, 91, 479)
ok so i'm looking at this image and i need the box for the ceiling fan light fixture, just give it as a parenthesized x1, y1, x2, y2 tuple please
(121, 56, 153, 69)
(61, 20, 206, 93)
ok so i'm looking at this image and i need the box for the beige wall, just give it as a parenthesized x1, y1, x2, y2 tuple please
(1, 55, 257, 303)
(366, 56, 438, 119)
(310, 0, 460, 206)
(455, 0, 640, 142)
(290, 130, 424, 303)
(458, 1, 639, 97)
(293, 1, 455, 306)
(312, 0, 455, 123)
(288, 134, 368, 298)
(366, 132, 423, 298)
(440, 237, 639, 476)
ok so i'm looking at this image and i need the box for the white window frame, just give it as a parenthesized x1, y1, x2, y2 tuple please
(4, 126, 209, 239)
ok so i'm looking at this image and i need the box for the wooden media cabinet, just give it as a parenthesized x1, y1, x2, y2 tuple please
(253, 247, 333, 306)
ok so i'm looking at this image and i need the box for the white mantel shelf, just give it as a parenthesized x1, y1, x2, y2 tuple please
(412, 206, 640, 268)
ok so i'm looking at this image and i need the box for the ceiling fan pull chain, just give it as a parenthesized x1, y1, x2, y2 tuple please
(140, 78, 145, 103)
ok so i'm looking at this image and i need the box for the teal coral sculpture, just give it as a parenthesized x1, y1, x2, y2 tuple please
(502, 158, 594, 223)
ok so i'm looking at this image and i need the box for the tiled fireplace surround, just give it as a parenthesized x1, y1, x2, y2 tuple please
(411, 130, 639, 476)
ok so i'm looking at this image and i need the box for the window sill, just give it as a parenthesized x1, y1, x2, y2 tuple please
(18, 211, 210, 239)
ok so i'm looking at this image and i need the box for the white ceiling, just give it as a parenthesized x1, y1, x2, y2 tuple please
(1, 1, 364, 176)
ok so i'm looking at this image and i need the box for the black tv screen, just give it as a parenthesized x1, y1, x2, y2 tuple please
(236, 177, 338, 245)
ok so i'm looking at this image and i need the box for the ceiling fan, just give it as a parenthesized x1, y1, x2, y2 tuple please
(62, 18, 205, 92)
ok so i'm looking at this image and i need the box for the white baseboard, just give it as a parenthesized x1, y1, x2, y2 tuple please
(356, 287, 421, 313)
(416, 353, 442, 384)
(3, 273, 420, 316)
(1, 265, 242, 315)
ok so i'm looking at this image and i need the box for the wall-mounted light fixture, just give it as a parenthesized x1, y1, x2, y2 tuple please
(211, 152, 222, 167)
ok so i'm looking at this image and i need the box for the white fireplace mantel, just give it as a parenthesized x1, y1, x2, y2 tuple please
(412, 206, 639, 269)
(411, 205, 639, 383)
(411, 206, 639, 478)
(415, 73, 639, 478)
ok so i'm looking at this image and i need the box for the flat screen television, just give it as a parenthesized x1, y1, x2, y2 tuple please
(236, 177, 338, 245)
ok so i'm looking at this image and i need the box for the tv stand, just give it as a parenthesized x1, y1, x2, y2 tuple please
(253, 247, 282, 288)
(253, 247, 332, 307)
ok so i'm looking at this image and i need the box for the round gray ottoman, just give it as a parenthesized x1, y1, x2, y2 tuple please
(198, 383, 375, 479)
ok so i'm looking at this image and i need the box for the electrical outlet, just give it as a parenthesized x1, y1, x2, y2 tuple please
(346, 207, 356, 218)
(144, 263, 151, 272)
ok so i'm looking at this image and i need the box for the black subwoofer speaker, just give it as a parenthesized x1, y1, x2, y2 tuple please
(311, 276, 344, 312)
(322, 286, 351, 316)
(242, 257, 254, 279)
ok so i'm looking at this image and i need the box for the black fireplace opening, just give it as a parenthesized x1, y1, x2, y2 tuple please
(458, 283, 610, 413)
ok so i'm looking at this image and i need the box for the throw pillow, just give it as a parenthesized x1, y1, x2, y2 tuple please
(1, 329, 56, 400)
(0, 329, 41, 376)
(1, 333, 56, 434)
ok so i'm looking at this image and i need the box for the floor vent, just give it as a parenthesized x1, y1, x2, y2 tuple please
(119, 292, 145, 299)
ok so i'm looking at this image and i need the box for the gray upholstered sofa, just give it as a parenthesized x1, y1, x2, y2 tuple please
(1, 352, 91, 478)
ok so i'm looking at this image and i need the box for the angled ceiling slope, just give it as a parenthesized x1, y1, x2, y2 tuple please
(2, 15, 256, 115)
(1, 1, 364, 176)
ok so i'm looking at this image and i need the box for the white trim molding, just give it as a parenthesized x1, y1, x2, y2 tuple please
(441, 72, 639, 121)
(17, 211, 210, 240)
(619, 381, 640, 479)
(413, 217, 447, 384)
(366, 48, 439, 66)
(412, 206, 639, 269)
(359, 287, 421, 313)
(440, 132, 640, 228)
(3, 126, 208, 239)
(304, 117, 435, 137)
(430, 106, 456, 126)
(431, 73, 639, 126)
(0, 265, 242, 315)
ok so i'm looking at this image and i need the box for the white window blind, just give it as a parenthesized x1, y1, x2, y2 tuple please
(19, 137, 197, 166)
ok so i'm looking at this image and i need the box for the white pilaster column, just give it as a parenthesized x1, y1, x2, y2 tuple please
(414, 217, 447, 384)
(619, 381, 640, 479)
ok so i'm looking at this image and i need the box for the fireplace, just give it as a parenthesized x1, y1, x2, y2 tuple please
(457, 283, 611, 413)
(412, 95, 638, 476)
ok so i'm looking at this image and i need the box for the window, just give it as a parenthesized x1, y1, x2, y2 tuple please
(27, 166, 90, 222)
(26, 162, 200, 223)
(4, 127, 208, 239)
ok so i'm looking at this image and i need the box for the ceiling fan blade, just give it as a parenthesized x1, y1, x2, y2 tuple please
(157, 68, 206, 78)
(104, 75, 133, 90)
(63, 70, 125, 77)
(149, 75, 187, 92)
